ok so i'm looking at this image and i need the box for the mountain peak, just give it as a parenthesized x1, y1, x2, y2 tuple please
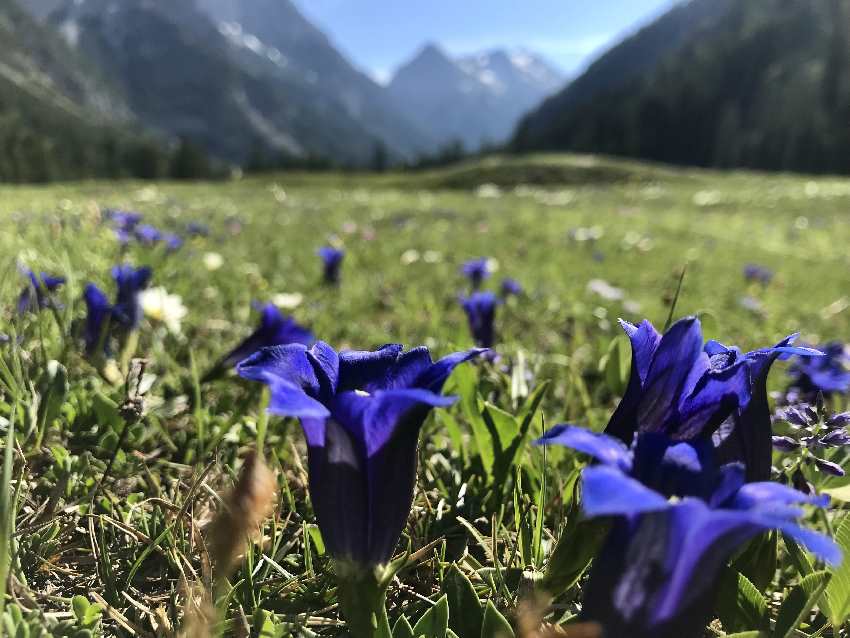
(388, 41, 563, 150)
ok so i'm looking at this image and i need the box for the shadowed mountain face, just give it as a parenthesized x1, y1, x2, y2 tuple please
(0, 0, 167, 181)
(35, 0, 432, 165)
(513, 0, 850, 174)
(388, 43, 563, 151)
(194, 0, 436, 160)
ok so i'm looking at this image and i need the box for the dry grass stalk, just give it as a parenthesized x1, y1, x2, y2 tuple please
(207, 451, 277, 578)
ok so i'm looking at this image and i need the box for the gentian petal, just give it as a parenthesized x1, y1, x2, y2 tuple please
(337, 344, 405, 392)
(266, 377, 331, 420)
(415, 348, 487, 393)
(83, 284, 112, 353)
(675, 360, 750, 440)
(236, 343, 320, 396)
(604, 319, 661, 444)
(306, 341, 340, 399)
(581, 466, 670, 517)
(636, 317, 704, 433)
(304, 419, 369, 562)
(534, 425, 634, 472)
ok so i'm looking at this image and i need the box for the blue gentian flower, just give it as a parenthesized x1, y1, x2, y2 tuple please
(606, 317, 814, 480)
(111, 265, 152, 330)
(604, 317, 751, 445)
(134, 224, 163, 245)
(105, 209, 142, 231)
(17, 270, 65, 314)
(164, 234, 183, 252)
(461, 291, 500, 348)
(500, 277, 523, 298)
(220, 303, 314, 369)
(536, 425, 840, 638)
(705, 336, 820, 481)
(186, 222, 209, 237)
(318, 247, 344, 284)
(237, 342, 484, 567)
(743, 263, 774, 285)
(461, 258, 491, 289)
(788, 342, 850, 397)
(83, 284, 113, 354)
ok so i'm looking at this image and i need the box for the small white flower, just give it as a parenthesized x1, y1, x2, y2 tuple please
(587, 279, 624, 301)
(400, 249, 420, 265)
(203, 252, 224, 271)
(139, 287, 187, 334)
(423, 250, 442, 263)
(273, 292, 304, 309)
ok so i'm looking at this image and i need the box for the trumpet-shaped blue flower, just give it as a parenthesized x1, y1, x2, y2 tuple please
(220, 303, 314, 369)
(536, 425, 840, 638)
(743, 263, 774, 285)
(111, 265, 151, 330)
(500, 277, 523, 298)
(105, 209, 142, 231)
(186, 221, 209, 237)
(318, 246, 344, 284)
(164, 234, 183, 252)
(461, 258, 491, 289)
(461, 291, 500, 348)
(17, 270, 65, 314)
(606, 317, 815, 480)
(604, 317, 750, 445)
(134, 224, 163, 245)
(82, 265, 151, 355)
(238, 342, 483, 567)
(788, 342, 850, 398)
(705, 336, 820, 481)
(83, 284, 113, 354)
(106, 209, 142, 244)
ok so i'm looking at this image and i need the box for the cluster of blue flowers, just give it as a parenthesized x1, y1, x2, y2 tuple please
(535, 317, 838, 637)
(105, 208, 191, 251)
(84, 265, 151, 355)
(15, 233, 850, 638)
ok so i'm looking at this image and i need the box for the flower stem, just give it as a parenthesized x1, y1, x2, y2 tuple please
(335, 563, 392, 638)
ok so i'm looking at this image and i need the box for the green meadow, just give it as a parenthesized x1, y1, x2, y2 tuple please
(3, 153, 850, 636)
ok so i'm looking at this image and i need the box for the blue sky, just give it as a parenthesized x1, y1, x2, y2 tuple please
(295, 0, 678, 82)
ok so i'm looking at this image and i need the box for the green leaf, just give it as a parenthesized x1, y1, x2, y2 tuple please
(71, 596, 90, 624)
(392, 615, 414, 638)
(731, 532, 777, 591)
(443, 564, 483, 638)
(825, 515, 850, 627)
(541, 513, 607, 596)
(92, 392, 122, 430)
(412, 595, 449, 638)
(599, 336, 628, 397)
(722, 633, 769, 638)
(775, 570, 830, 638)
(36, 360, 68, 445)
(716, 570, 769, 633)
(305, 524, 325, 556)
(480, 601, 513, 638)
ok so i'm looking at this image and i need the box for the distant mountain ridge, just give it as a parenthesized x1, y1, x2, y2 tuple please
(0, 0, 169, 181)
(12, 0, 562, 170)
(513, 0, 850, 174)
(42, 0, 437, 165)
(389, 43, 564, 151)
